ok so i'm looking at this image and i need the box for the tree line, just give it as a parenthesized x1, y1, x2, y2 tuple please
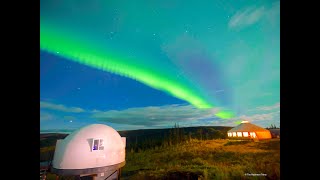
(127, 123, 227, 153)
(266, 124, 280, 129)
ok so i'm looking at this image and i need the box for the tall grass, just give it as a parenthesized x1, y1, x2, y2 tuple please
(122, 139, 280, 180)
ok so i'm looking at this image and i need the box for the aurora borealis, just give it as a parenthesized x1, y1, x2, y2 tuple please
(40, 0, 280, 132)
(40, 24, 214, 110)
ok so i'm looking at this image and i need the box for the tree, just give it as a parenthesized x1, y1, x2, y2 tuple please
(197, 129, 203, 140)
(180, 127, 185, 143)
(135, 136, 138, 152)
(169, 129, 173, 146)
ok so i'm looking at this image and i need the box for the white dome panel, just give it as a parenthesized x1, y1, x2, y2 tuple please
(52, 124, 126, 170)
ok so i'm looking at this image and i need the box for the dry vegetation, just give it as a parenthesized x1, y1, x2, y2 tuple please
(41, 129, 280, 180)
(122, 139, 280, 180)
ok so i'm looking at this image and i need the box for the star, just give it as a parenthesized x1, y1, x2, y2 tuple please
(70, 120, 73, 123)
(108, 31, 115, 39)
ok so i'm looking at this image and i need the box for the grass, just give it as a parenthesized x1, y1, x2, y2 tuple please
(121, 139, 280, 180)
(45, 173, 75, 180)
(223, 140, 251, 146)
(41, 138, 280, 180)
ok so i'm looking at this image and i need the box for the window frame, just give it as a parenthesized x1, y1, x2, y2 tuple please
(243, 132, 249, 137)
(92, 138, 105, 151)
(249, 132, 256, 138)
(237, 132, 242, 137)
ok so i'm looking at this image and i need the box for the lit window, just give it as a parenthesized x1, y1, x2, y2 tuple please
(93, 139, 99, 150)
(92, 139, 105, 151)
(99, 139, 104, 150)
(243, 132, 248, 137)
(237, 132, 242, 137)
(228, 132, 232, 137)
(232, 132, 236, 137)
(250, 132, 256, 138)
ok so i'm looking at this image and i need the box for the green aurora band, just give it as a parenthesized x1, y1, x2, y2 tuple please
(40, 24, 234, 119)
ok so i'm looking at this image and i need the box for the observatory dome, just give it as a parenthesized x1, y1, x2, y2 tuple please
(52, 124, 126, 174)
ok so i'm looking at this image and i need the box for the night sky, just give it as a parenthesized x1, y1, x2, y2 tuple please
(40, 0, 280, 132)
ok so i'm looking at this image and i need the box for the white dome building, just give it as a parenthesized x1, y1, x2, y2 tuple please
(51, 124, 126, 179)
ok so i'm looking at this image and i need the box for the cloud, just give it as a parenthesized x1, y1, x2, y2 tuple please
(230, 109, 279, 128)
(229, 6, 265, 29)
(238, 102, 280, 127)
(265, 1, 280, 27)
(92, 104, 221, 127)
(256, 102, 280, 111)
(238, 113, 275, 121)
(247, 102, 280, 112)
(40, 111, 54, 121)
(215, 110, 279, 128)
(228, 2, 279, 29)
(40, 100, 279, 130)
(40, 101, 85, 113)
(92, 109, 102, 113)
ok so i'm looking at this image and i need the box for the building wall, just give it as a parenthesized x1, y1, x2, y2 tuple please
(256, 131, 272, 140)
(227, 131, 272, 140)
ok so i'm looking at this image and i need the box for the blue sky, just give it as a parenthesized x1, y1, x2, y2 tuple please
(40, 0, 280, 132)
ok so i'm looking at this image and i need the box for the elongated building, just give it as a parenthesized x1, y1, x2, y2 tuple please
(227, 121, 272, 140)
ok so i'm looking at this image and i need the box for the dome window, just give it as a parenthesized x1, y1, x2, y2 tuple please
(92, 138, 104, 151)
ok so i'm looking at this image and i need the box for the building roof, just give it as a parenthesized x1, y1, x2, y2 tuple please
(228, 121, 269, 132)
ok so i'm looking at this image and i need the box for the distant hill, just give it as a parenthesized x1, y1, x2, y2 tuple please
(40, 126, 233, 149)
(40, 133, 69, 148)
(118, 126, 232, 137)
(40, 133, 69, 139)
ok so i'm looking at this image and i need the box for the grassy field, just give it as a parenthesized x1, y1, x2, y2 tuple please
(41, 128, 280, 180)
(121, 138, 280, 180)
